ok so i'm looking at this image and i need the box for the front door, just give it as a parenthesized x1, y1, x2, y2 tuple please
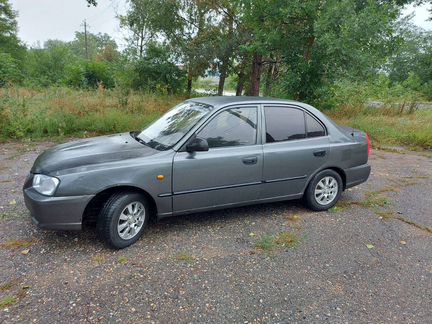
(172, 106, 262, 214)
(261, 105, 330, 200)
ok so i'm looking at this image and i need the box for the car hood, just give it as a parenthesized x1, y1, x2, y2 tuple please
(31, 133, 158, 174)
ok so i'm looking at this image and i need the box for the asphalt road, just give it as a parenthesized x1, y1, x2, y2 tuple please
(0, 141, 431, 324)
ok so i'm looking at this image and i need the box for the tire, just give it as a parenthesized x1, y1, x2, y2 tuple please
(304, 169, 343, 211)
(96, 191, 149, 249)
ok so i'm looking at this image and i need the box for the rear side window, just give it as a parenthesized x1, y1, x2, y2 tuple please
(305, 113, 326, 137)
(265, 107, 306, 143)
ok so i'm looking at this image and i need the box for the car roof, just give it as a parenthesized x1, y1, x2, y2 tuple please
(187, 96, 302, 109)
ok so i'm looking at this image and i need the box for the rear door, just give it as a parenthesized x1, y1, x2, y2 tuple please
(260, 105, 330, 200)
(172, 105, 263, 213)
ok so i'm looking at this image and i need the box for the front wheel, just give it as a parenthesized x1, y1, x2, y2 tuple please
(305, 169, 343, 211)
(97, 192, 149, 249)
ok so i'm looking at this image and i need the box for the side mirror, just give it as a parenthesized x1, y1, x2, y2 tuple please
(186, 137, 209, 153)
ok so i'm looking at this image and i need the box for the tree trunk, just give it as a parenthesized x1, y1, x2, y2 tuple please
(218, 62, 227, 96)
(304, 36, 315, 62)
(250, 53, 262, 96)
(138, 28, 145, 58)
(187, 66, 193, 98)
(236, 70, 245, 96)
(264, 62, 274, 96)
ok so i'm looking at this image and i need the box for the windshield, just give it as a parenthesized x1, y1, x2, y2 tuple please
(137, 102, 212, 150)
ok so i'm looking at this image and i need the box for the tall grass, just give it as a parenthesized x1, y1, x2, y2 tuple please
(0, 87, 184, 140)
(328, 105, 432, 150)
(1, 87, 431, 150)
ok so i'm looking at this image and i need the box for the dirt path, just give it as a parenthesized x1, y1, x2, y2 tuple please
(0, 141, 431, 323)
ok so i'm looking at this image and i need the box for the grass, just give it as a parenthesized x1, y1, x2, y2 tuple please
(117, 256, 128, 264)
(360, 192, 389, 208)
(329, 105, 432, 150)
(91, 255, 106, 265)
(0, 86, 184, 141)
(375, 210, 395, 219)
(255, 232, 301, 255)
(0, 239, 33, 249)
(0, 296, 16, 308)
(0, 278, 20, 292)
(173, 252, 197, 264)
(1, 86, 431, 150)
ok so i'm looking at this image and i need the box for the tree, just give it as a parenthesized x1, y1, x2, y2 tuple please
(25, 40, 75, 86)
(64, 60, 115, 89)
(233, 0, 407, 103)
(130, 42, 186, 94)
(0, 0, 25, 85)
(69, 32, 118, 60)
(119, 0, 157, 58)
(387, 23, 432, 98)
(0, 52, 21, 86)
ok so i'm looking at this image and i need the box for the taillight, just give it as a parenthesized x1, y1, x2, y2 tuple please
(365, 133, 371, 157)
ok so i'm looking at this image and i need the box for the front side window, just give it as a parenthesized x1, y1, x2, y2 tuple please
(198, 107, 258, 148)
(265, 107, 306, 143)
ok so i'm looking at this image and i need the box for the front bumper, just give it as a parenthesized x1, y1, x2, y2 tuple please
(344, 163, 371, 189)
(23, 187, 94, 230)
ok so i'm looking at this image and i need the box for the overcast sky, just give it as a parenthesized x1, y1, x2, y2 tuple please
(9, 0, 432, 49)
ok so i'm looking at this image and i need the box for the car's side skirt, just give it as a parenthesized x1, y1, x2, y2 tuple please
(157, 192, 304, 219)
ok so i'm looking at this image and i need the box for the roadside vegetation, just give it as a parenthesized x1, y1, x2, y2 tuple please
(1, 85, 431, 150)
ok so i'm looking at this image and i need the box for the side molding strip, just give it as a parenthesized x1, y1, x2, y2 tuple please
(157, 175, 307, 198)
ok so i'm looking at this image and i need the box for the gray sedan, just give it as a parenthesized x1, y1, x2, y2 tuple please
(23, 97, 371, 248)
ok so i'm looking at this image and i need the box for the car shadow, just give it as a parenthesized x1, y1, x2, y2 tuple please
(33, 199, 307, 251)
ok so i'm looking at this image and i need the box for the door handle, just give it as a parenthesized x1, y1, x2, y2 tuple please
(313, 150, 326, 157)
(242, 156, 258, 165)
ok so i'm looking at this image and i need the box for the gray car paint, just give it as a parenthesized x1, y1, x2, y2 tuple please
(23, 97, 371, 230)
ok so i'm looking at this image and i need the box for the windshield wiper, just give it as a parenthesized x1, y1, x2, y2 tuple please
(146, 139, 168, 151)
(130, 131, 148, 146)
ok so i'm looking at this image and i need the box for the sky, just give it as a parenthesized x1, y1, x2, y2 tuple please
(9, 0, 432, 49)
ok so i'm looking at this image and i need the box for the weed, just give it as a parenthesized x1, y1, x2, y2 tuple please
(287, 214, 301, 222)
(394, 216, 432, 234)
(173, 252, 197, 264)
(375, 210, 395, 219)
(0, 239, 33, 249)
(0, 296, 16, 308)
(117, 256, 128, 264)
(0, 278, 20, 291)
(361, 192, 389, 208)
(0, 87, 184, 141)
(328, 107, 432, 150)
(376, 187, 400, 194)
(255, 232, 301, 254)
(92, 255, 105, 265)
(274, 232, 301, 248)
(1, 87, 431, 150)
(329, 206, 342, 213)
(255, 235, 275, 252)
(328, 200, 358, 213)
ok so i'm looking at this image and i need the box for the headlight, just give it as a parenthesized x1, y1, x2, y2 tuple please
(32, 174, 60, 196)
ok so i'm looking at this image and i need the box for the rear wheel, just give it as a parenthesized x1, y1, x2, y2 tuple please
(305, 169, 342, 211)
(96, 192, 149, 249)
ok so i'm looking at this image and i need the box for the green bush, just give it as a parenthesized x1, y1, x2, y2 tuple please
(129, 43, 186, 94)
(64, 60, 115, 89)
(0, 53, 21, 86)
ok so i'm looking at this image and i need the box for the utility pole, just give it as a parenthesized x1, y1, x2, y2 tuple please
(83, 19, 89, 60)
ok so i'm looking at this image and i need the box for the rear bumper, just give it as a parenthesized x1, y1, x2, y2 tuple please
(344, 164, 371, 189)
(23, 188, 94, 230)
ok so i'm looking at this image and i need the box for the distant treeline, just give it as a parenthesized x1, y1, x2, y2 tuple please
(1, 0, 432, 108)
